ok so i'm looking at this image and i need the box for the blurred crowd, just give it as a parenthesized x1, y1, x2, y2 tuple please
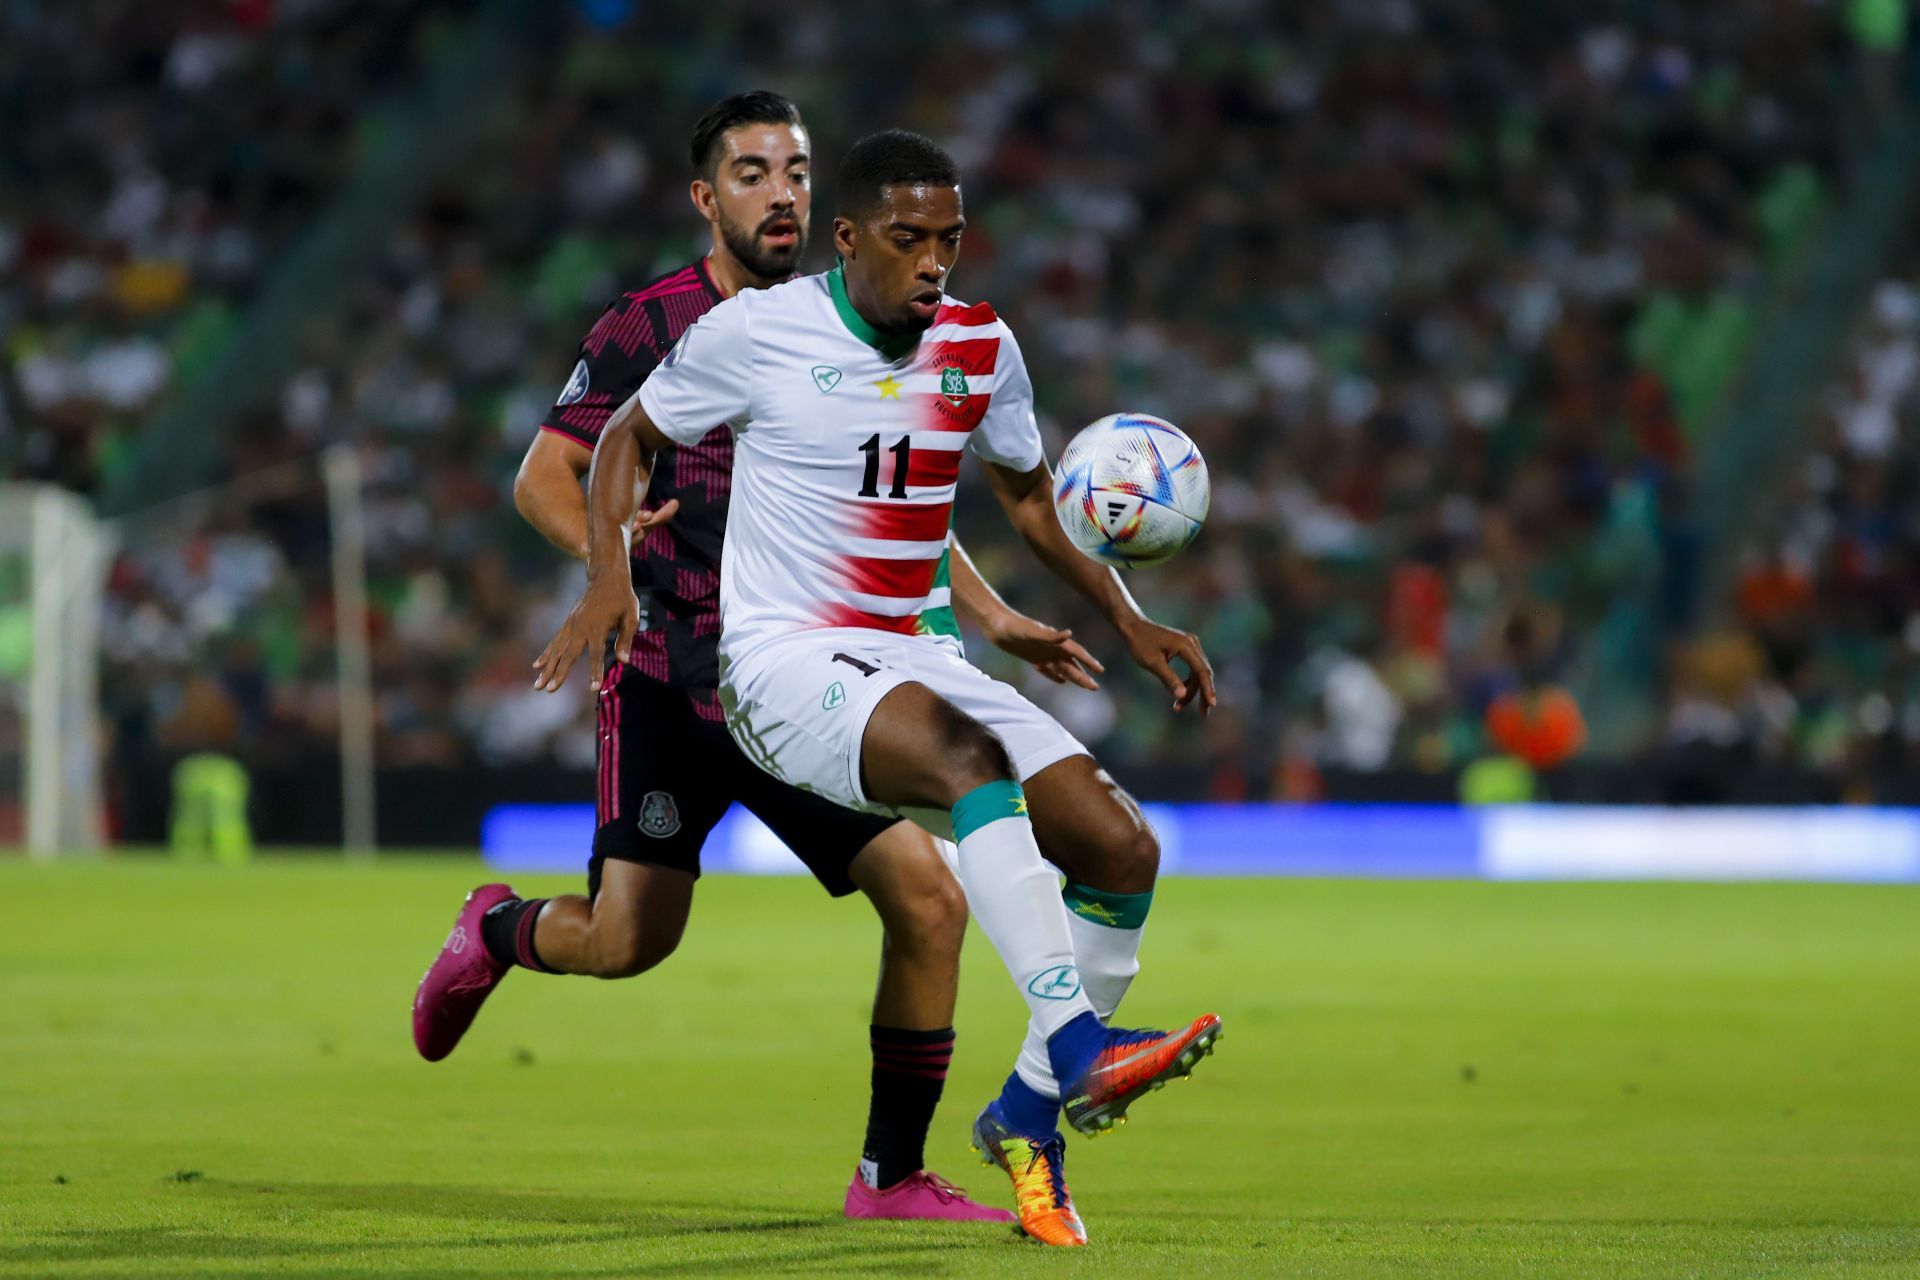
(1686, 259, 1920, 795)
(2, 0, 1912, 803)
(1, 0, 468, 491)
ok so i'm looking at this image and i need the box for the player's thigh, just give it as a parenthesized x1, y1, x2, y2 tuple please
(590, 674, 737, 893)
(859, 679, 1026, 810)
(721, 631, 916, 813)
(730, 743, 899, 898)
(896, 642, 1090, 788)
(1021, 753, 1160, 892)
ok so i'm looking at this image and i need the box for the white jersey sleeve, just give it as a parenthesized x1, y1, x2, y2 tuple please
(636, 292, 753, 445)
(968, 324, 1045, 473)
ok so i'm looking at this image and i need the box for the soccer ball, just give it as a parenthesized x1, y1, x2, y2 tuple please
(1052, 413, 1210, 568)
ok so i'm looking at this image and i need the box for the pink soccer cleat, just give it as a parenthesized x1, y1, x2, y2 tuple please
(412, 883, 517, 1062)
(843, 1169, 1017, 1224)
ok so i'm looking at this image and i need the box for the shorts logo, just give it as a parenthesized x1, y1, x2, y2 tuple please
(1026, 964, 1082, 1001)
(557, 358, 590, 406)
(638, 790, 681, 838)
(663, 330, 690, 368)
(940, 365, 968, 406)
(822, 681, 847, 711)
(811, 365, 842, 394)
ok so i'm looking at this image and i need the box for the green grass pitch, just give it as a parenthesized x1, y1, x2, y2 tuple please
(4, 858, 1918, 1277)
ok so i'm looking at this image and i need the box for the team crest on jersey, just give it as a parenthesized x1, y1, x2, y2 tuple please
(557, 358, 590, 406)
(811, 365, 842, 394)
(638, 790, 681, 838)
(940, 365, 968, 406)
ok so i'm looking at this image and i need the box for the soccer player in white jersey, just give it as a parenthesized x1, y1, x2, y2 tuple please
(537, 131, 1222, 1248)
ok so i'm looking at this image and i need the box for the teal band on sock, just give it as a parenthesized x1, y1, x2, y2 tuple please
(1062, 881, 1153, 930)
(951, 779, 1028, 842)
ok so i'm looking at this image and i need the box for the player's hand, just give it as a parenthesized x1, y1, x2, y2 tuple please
(532, 572, 641, 694)
(983, 611, 1105, 690)
(634, 498, 679, 533)
(1120, 617, 1217, 715)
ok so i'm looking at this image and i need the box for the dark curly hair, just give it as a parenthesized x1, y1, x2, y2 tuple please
(836, 129, 959, 216)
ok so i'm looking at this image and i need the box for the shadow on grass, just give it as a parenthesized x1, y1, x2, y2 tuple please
(4, 1178, 1025, 1276)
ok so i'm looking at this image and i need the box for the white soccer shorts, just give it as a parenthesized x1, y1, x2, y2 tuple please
(718, 628, 1088, 834)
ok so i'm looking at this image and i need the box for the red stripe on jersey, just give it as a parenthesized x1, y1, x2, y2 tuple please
(839, 555, 941, 599)
(922, 391, 990, 433)
(934, 300, 998, 327)
(854, 501, 954, 542)
(905, 449, 963, 488)
(925, 336, 999, 376)
(819, 604, 922, 635)
(918, 336, 999, 433)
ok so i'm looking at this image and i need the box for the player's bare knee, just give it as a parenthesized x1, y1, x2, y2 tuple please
(875, 862, 967, 959)
(1054, 770, 1160, 894)
(913, 873, 969, 955)
(1102, 822, 1160, 895)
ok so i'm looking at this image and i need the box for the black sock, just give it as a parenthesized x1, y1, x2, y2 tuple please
(479, 897, 552, 972)
(862, 1025, 954, 1189)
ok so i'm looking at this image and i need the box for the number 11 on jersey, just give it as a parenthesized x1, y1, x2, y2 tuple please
(858, 434, 912, 500)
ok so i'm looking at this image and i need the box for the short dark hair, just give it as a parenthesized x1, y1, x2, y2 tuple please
(837, 130, 959, 216)
(688, 91, 804, 179)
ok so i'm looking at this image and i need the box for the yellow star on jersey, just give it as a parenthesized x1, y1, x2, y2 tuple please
(874, 373, 903, 400)
(1013, 794, 1029, 816)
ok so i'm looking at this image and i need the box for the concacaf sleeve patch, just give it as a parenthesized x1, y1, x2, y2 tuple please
(557, 358, 590, 406)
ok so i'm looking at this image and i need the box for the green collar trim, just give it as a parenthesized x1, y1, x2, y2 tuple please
(827, 264, 919, 361)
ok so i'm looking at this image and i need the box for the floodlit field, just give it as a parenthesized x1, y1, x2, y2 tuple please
(5, 858, 1918, 1277)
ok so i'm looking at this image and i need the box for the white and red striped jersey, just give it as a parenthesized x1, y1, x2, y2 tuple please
(635, 265, 1044, 670)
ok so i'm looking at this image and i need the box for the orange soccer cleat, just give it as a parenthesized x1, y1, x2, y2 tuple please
(1061, 1013, 1223, 1136)
(970, 1103, 1086, 1247)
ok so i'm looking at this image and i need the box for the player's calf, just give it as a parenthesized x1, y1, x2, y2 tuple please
(533, 896, 686, 978)
(512, 861, 695, 978)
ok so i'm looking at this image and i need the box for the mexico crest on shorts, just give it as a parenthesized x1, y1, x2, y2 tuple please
(940, 365, 968, 406)
(638, 790, 681, 838)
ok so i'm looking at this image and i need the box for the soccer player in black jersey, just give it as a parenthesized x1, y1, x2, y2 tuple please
(412, 92, 1102, 1223)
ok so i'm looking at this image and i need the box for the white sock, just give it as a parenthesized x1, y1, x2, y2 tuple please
(1016, 885, 1149, 1098)
(951, 781, 1094, 1039)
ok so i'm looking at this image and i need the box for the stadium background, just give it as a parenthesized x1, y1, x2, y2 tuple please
(10, 0, 1920, 850)
(9, 4, 1920, 1277)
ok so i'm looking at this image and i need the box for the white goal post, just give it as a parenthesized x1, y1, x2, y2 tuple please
(0, 485, 112, 858)
(7, 454, 380, 855)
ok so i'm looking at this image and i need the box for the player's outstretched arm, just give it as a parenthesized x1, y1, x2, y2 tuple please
(513, 430, 679, 562)
(532, 394, 674, 693)
(981, 459, 1216, 715)
(947, 536, 1104, 690)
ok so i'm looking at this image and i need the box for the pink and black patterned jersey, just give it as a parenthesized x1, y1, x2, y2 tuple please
(538, 258, 737, 718)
